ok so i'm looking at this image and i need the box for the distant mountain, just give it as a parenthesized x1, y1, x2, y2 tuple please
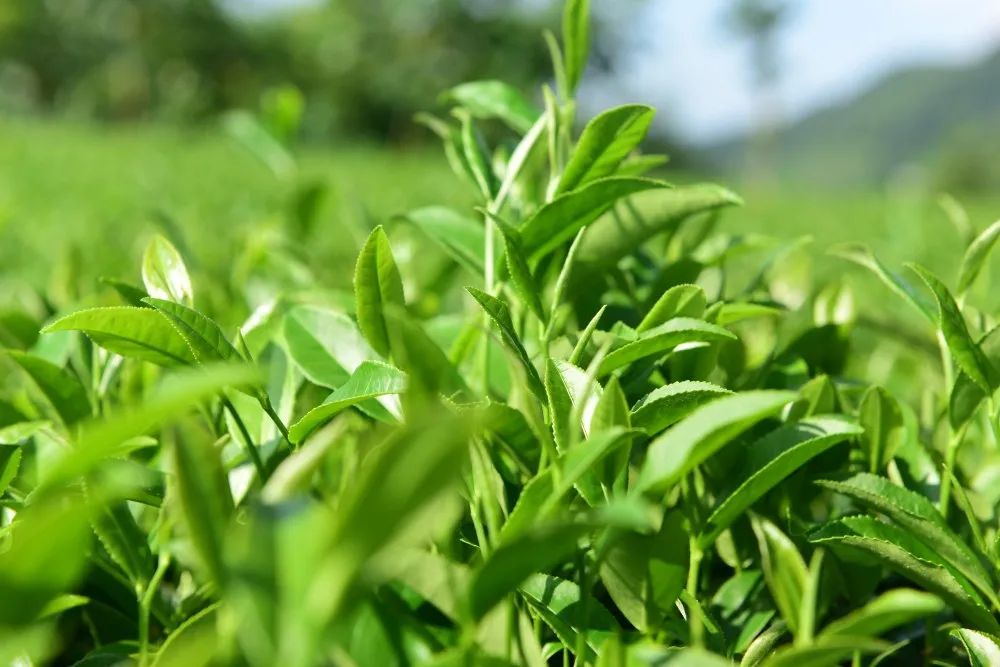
(707, 48, 1000, 190)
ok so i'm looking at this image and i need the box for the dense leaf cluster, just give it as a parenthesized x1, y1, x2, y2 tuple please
(2, 1, 1000, 665)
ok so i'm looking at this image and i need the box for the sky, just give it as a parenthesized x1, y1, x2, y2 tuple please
(599, 0, 1000, 145)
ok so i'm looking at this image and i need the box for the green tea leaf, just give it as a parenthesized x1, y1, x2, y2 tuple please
(810, 515, 998, 632)
(520, 177, 670, 260)
(43, 306, 197, 367)
(170, 425, 234, 586)
(858, 386, 905, 473)
(354, 226, 406, 358)
(562, 0, 590, 93)
(820, 589, 943, 639)
(4, 351, 90, 427)
(908, 263, 996, 391)
(638, 284, 707, 333)
(830, 244, 933, 322)
(757, 636, 888, 667)
(957, 219, 1000, 294)
(142, 234, 193, 305)
(558, 104, 655, 194)
(600, 511, 689, 632)
(467, 287, 545, 400)
(818, 473, 998, 609)
(519, 573, 618, 657)
(753, 517, 809, 636)
(631, 381, 731, 437)
(446, 80, 538, 134)
(89, 499, 154, 586)
(952, 628, 1000, 667)
(949, 325, 1000, 429)
(143, 298, 238, 364)
(282, 305, 380, 388)
(398, 206, 485, 276)
(577, 183, 742, 270)
(490, 215, 545, 322)
(288, 361, 405, 443)
(637, 390, 795, 494)
(598, 318, 735, 376)
(700, 416, 861, 548)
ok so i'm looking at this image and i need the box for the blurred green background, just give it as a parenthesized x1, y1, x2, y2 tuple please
(2, 0, 1000, 310)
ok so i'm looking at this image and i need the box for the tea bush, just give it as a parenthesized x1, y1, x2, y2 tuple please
(2, 1, 1000, 665)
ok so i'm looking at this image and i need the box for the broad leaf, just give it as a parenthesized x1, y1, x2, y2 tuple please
(600, 511, 689, 632)
(952, 628, 1000, 667)
(558, 104, 655, 194)
(637, 391, 796, 493)
(631, 381, 731, 437)
(43, 307, 197, 367)
(700, 416, 861, 548)
(818, 473, 998, 609)
(810, 515, 998, 632)
(468, 522, 591, 620)
(520, 177, 670, 260)
(598, 318, 735, 376)
(446, 80, 538, 134)
(820, 589, 943, 639)
(288, 361, 405, 443)
(638, 284, 707, 333)
(143, 298, 238, 363)
(398, 206, 485, 276)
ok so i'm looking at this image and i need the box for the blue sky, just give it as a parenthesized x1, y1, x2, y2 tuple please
(595, 0, 1000, 144)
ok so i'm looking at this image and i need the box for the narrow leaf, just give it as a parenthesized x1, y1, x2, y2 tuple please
(354, 226, 405, 358)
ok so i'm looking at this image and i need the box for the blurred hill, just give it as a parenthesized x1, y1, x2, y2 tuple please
(707, 48, 1000, 192)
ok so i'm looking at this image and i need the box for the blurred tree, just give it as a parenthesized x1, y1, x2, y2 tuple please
(725, 0, 791, 182)
(0, 0, 555, 140)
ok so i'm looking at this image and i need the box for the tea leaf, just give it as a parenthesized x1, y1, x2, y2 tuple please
(446, 80, 539, 134)
(599, 318, 735, 376)
(520, 177, 670, 260)
(700, 417, 861, 548)
(637, 390, 795, 494)
(43, 306, 197, 367)
(631, 381, 731, 437)
(957, 219, 1000, 294)
(908, 263, 996, 391)
(820, 589, 943, 639)
(288, 360, 405, 443)
(4, 351, 91, 426)
(467, 287, 545, 400)
(354, 226, 406, 358)
(557, 104, 655, 194)
(142, 234, 193, 305)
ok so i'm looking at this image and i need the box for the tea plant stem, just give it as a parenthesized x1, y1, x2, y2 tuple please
(687, 537, 705, 648)
(262, 397, 291, 445)
(939, 422, 969, 519)
(222, 396, 268, 482)
(138, 554, 171, 667)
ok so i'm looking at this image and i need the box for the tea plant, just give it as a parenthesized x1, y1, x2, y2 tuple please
(2, 1, 1000, 665)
